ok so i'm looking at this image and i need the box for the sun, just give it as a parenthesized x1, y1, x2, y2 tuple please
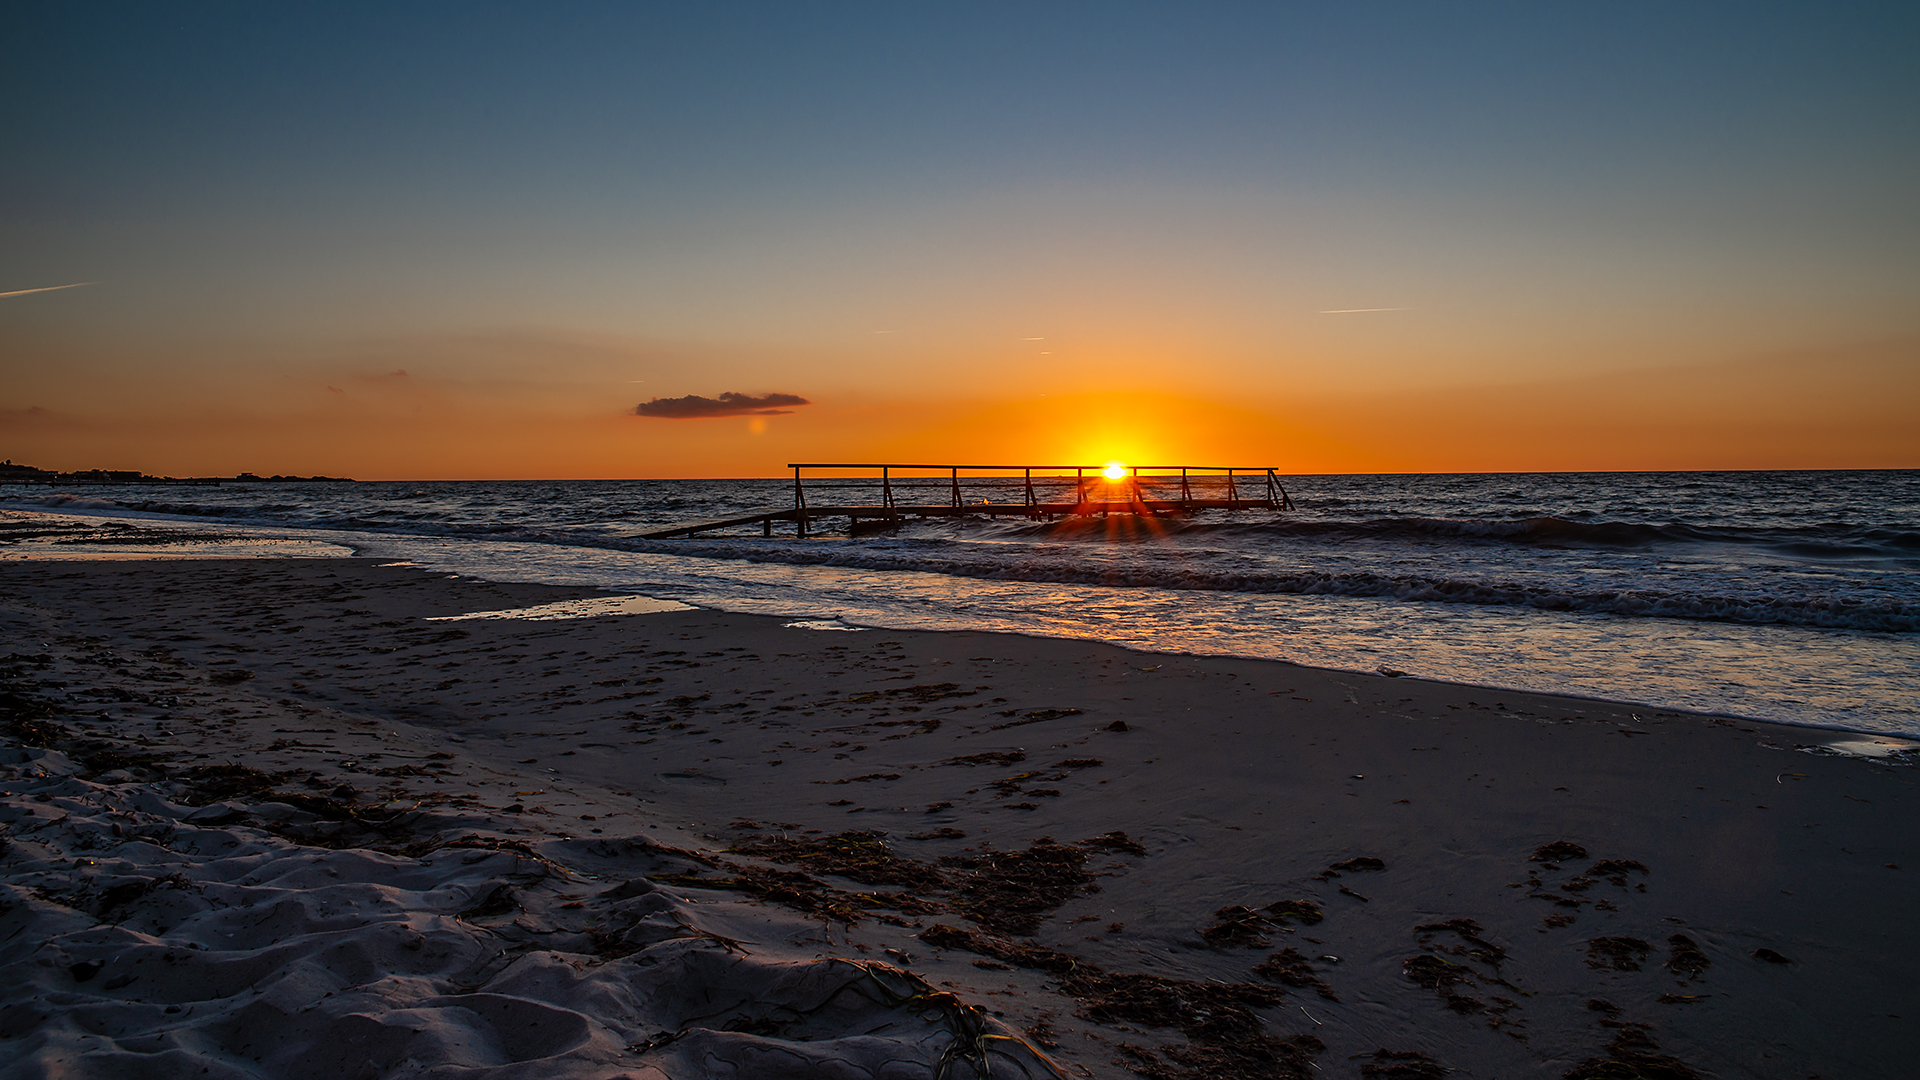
(1102, 461, 1129, 481)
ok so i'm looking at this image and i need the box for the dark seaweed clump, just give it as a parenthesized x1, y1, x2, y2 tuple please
(1404, 953, 1477, 991)
(1664, 934, 1710, 980)
(1199, 900, 1324, 948)
(1361, 1049, 1447, 1080)
(729, 830, 946, 891)
(1532, 840, 1589, 864)
(1082, 970, 1316, 1080)
(1563, 1021, 1703, 1080)
(917, 924, 1081, 974)
(1252, 948, 1338, 1000)
(915, 918, 1321, 1078)
(1416, 917, 1507, 966)
(1585, 936, 1652, 972)
(942, 838, 1095, 935)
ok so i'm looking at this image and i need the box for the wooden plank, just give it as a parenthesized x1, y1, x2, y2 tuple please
(637, 510, 798, 539)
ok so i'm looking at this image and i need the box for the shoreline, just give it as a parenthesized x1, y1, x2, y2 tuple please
(4, 556, 1918, 1078)
(5, 506, 1914, 741)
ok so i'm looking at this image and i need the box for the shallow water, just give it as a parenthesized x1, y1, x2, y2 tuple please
(7, 469, 1917, 736)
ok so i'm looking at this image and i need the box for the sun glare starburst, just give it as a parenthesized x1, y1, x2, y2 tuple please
(1102, 462, 1129, 481)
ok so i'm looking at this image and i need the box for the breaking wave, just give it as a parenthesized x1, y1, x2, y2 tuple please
(9, 476, 1918, 633)
(620, 536, 1920, 634)
(993, 513, 1920, 561)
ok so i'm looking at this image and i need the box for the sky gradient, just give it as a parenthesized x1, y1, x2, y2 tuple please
(4, 1, 1916, 477)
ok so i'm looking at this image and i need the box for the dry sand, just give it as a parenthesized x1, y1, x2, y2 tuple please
(1, 556, 1915, 1079)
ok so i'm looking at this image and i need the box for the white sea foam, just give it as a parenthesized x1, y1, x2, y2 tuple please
(425, 595, 691, 621)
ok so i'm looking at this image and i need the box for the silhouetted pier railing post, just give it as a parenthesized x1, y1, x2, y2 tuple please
(638, 462, 1292, 540)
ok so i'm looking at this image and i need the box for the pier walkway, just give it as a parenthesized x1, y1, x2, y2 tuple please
(640, 463, 1293, 539)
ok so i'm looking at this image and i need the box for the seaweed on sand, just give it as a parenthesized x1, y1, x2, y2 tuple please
(720, 829, 1143, 932)
(1114, 1035, 1325, 1080)
(1252, 948, 1338, 1000)
(655, 862, 937, 925)
(839, 682, 977, 706)
(917, 924, 1081, 974)
(914, 924, 1323, 1078)
(1361, 1050, 1448, 1080)
(1562, 1021, 1704, 1080)
(1200, 905, 1274, 948)
(1070, 964, 1324, 1079)
(1585, 937, 1652, 972)
(1531, 841, 1589, 865)
(1664, 934, 1709, 980)
(1262, 899, 1322, 925)
(730, 830, 947, 891)
(1587, 859, 1649, 886)
(941, 838, 1096, 936)
(941, 752, 1027, 768)
(1416, 917, 1508, 966)
(1080, 830, 1147, 856)
(174, 763, 287, 804)
(913, 897, 1323, 1078)
(2, 706, 69, 748)
(1198, 900, 1321, 948)
(1403, 953, 1478, 991)
(1072, 969, 1281, 1037)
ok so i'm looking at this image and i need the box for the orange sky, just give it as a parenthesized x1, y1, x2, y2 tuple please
(4, 7, 1917, 478)
(4, 327, 1913, 478)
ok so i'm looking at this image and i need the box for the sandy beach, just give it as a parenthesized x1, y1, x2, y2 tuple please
(3, 555, 1915, 1079)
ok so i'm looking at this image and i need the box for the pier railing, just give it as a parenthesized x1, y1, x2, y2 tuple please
(641, 463, 1292, 540)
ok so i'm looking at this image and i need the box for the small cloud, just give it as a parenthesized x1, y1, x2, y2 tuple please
(1319, 307, 1407, 314)
(635, 391, 812, 419)
(326, 386, 345, 394)
(389, 369, 410, 377)
(0, 405, 58, 426)
(0, 282, 93, 299)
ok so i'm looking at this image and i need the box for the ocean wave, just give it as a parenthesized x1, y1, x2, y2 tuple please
(614, 535, 1919, 633)
(8, 487, 1915, 632)
(8, 493, 133, 511)
(984, 513, 1920, 560)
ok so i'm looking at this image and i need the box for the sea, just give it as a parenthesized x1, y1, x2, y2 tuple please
(6, 470, 1917, 739)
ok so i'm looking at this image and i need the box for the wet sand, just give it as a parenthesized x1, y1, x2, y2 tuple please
(2, 557, 1915, 1079)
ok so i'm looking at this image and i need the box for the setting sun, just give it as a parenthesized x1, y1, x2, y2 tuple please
(1102, 462, 1129, 481)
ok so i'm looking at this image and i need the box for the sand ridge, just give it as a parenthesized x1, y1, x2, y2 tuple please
(3, 557, 1918, 1078)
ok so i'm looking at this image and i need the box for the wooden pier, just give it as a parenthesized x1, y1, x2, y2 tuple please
(640, 463, 1293, 539)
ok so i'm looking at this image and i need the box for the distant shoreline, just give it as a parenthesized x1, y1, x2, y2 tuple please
(0, 467, 354, 486)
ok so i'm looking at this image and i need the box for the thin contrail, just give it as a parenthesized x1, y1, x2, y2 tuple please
(1319, 307, 1406, 314)
(0, 282, 93, 299)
